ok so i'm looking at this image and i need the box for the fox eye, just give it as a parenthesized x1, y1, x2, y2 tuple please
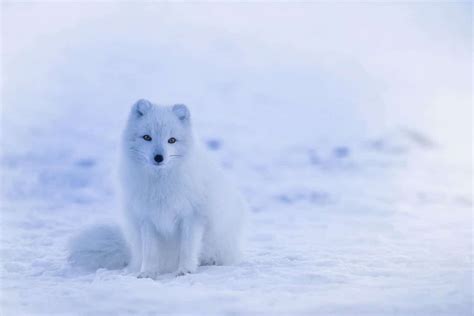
(142, 135, 152, 141)
(168, 137, 177, 144)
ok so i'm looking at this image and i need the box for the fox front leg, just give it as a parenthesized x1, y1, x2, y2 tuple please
(176, 218, 204, 276)
(137, 222, 160, 279)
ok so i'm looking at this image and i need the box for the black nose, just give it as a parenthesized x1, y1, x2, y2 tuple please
(154, 155, 164, 163)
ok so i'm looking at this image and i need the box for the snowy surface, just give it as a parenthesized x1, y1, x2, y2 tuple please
(1, 2, 472, 315)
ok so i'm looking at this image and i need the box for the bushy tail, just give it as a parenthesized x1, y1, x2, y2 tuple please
(68, 224, 131, 271)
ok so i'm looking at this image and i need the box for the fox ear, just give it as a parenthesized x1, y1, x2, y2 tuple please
(172, 104, 190, 122)
(132, 99, 152, 117)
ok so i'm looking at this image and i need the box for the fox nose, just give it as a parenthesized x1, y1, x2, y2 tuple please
(154, 154, 164, 164)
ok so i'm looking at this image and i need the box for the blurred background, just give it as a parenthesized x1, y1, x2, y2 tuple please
(2, 2, 472, 157)
(1, 2, 472, 315)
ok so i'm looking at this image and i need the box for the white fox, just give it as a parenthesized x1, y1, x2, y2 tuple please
(69, 99, 247, 278)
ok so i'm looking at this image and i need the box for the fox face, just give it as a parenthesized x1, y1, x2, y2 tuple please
(123, 99, 193, 170)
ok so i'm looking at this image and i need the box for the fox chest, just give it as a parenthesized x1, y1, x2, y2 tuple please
(131, 188, 196, 234)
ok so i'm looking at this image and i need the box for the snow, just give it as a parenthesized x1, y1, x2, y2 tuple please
(1, 2, 472, 315)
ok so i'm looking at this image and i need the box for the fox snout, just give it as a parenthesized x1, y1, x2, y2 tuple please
(154, 154, 164, 164)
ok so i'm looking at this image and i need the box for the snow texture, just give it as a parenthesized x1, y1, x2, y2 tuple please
(1, 2, 472, 315)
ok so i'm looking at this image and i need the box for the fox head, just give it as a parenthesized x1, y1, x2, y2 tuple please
(122, 99, 193, 170)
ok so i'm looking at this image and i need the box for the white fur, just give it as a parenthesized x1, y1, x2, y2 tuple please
(68, 224, 131, 271)
(68, 100, 247, 277)
(119, 99, 246, 277)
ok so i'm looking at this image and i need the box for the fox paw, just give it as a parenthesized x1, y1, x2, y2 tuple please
(201, 258, 217, 266)
(175, 269, 193, 277)
(137, 271, 157, 280)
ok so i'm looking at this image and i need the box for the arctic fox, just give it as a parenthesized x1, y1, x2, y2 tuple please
(68, 99, 247, 278)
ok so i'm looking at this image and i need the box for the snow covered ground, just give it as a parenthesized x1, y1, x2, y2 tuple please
(1, 2, 472, 315)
